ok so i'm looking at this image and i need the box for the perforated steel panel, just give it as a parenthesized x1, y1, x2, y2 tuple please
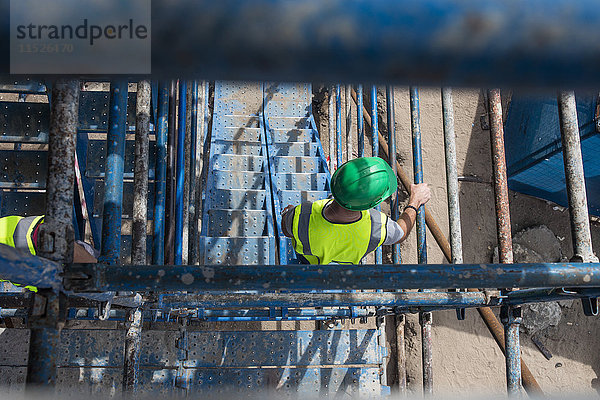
(264, 82, 311, 102)
(211, 140, 262, 156)
(92, 181, 155, 219)
(270, 128, 313, 143)
(265, 101, 311, 119)
(210, 189, 266, 210)
(184, 330, 381, 367)
(213, 155, 264, 172)
(207, 209, 267, 237)
(273, 173, 328, 191)
(214, 115, 261, 129)
(0, 367, 26, 393)
(267, 117, 310, 130)
(0, 102, 49, 143)
(270, 142, 318, 157)
(278, 190, 329, 208)
(214, 127, 261, 142)
(213, 171, 265, 190)
(202, 237, 271, 265)
(0, 329, 29, 365)
(0, 150, 47, 188)
(85, 139, 156, 179)
(78, 91, 137, 132)
(60, 330, 126, 366)
(273, 157, 320, 173)
(0, 190, 46, 216)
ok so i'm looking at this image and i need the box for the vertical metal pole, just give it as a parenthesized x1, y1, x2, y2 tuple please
(182, 82, 192, 264)
(411, 86, 432, 395)
(165, 81, 177, 264)
(336, 84, 342, 168)
(188, 81, 200, 264)
(100, 80, 128, 265)
(396, 314, 407, 395)
(386, 86, 400, 264)
(501, 305, 523, 397)
(557, 91, 599, 262)
(357, 84, 364, 158)
(442, 87, 466, 320)
(132, 80, 151, 265)
(346, 84, 353, 161)
(488, 89, 514, 264)
(372, 86, 383, 264)
(27, 79, 79, 389)
(328, 85, 336, 171)
(442, 88, 463, 264)
(191, 82, 208, 265)
(488, 88, 520, 395)
(152, 82, 169, 265)
(175, 80, 187, 265)
(122, 308, 143, 393)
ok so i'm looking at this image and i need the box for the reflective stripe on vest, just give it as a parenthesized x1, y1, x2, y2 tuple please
(0, 215, 44, 255)
(291, 199, 387, 265)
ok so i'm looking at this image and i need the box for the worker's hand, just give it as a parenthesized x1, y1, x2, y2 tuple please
(408, 183, 431, 208)
(281, 205, 295, 215)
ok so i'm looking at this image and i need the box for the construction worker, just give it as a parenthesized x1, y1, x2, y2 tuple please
(281, 157, 431, 264)
(0, 215, 97, 291)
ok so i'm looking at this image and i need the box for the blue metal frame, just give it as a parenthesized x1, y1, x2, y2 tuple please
(175, 81, 187, 265)
(357, 84, 364, 158)
(336, 84, 342, 168)
(371, 85, 383, 264)
(410, 87, 427, 263)
(152, 82, 169, 265)
(100, 80, 129, 265)
(386, 86, 401, 264)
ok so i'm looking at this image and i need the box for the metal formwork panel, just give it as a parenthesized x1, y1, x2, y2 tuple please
(213, 127, 262, 141)
(0, 329, 29, 365)
(270, 128, 313, 143)
(212, 171, 265, 190)
(207, 209, 267, 237)
(214, 82, 263, 117)
(278, 190, 329, 208)
(85, 139, 156, 179)
(0, 150, 47, 188)
(92, 181, 155, 219)
(0, 79, 46, 94)
(0, 367, 26, 393)
(210, 189, 266, 210)
(264, 82, 311, 101)
(269, 142, 318, 157)
(184, 330, 381, 367)
(56, 367, 122, 396)
(211, 140, 262, 156)
(182, 367, 383, 396)
(268, 117, 310, 130)
(59, 330, 126, 366)
(0, 102, 49, 143)
(214, 115, 261, 129)
(273, 173, 328, 191)
(212, 155, 264, 171)
(201, 237, 271, 265)
(272, 157, 321, 174)
(265, 101, 311, 119)
(0, 190, 46, 216)
(78, 90, 137, 132)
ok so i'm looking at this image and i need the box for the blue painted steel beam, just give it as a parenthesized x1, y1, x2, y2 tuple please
(175, 80, 187, 265)
(188, 80, 199, 264)
(501, 305, 523, 396)
(410, 87, 427, 264)
(371, 86, 382, 264)
(100, 80, 128, 266)
(152, 82, 170, 265)
(65, 262, 600, 292)
(149, 0, 600, 87)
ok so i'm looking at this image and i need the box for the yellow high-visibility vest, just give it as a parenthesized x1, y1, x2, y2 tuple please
(291, 199, 387, 265)
(0, 215, 44, 292)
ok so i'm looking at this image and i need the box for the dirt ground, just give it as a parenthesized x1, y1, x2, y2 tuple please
(314, 86, 600, 396)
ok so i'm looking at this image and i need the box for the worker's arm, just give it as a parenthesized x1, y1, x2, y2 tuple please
(394, 183, 431, 244)
(281, 205, 296, 238)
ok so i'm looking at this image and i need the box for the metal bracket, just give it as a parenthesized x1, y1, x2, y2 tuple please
(581, 297, 599, 317)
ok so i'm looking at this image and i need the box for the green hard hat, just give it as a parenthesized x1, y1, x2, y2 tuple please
(331, 157, 397, 211)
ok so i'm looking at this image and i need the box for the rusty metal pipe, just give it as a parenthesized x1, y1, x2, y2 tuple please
(557, 91, 598, 263)
(351, 88, 544, 396)
(488, 89, 514, 264)
(123, 308, 143, 393)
